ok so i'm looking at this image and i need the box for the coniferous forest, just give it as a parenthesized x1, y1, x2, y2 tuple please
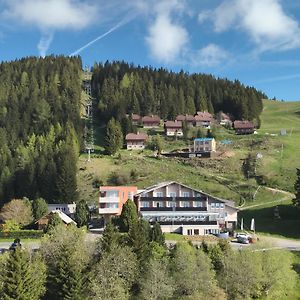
(0, 56, 83, 205)
(92, 61, 266, 123)
(0, 57, 267, 206)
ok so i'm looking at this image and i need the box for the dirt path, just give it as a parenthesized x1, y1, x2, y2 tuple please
(239, 187, 294, 210)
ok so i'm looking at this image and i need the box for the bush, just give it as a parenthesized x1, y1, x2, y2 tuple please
(107, 171, 130, 185)
(0, 230, 43, 239)
(92, 176, 103, 188)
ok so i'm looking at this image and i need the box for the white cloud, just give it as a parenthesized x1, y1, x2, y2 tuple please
(192, 44, 229, 67)
(198, 0, 300, 52)
(2, 0, 97, 56)
(145, 0, 189, 64)
(2, 0, 96, 30)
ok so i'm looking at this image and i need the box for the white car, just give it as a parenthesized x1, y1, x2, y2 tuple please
(236, 233, 250, 244)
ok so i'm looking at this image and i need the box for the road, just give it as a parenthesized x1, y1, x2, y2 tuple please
(166, 235, 300, 252)
(0, 241, 40, 253)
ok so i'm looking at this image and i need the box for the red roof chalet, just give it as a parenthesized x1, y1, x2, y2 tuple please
(142, 115, 161, 127)
(176, 114, 195, 125)
(131, 114, 141, 123)
(233, 121, 254, 135)
(125, 133, 148, 150)
(164, 120, 183, 136)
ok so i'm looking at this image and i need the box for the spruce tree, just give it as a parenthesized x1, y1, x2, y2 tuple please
(119, 200, 138, 232)
(101, 219, 119, 252)
(1, 247, 46, 300)
(74, 199, 89, 227)
(105, 118, 123, 155)
(151, 222, 165, 246)
(32, 197, 48, 220)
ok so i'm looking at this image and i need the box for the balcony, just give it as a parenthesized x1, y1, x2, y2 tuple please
(140, 207, 207, 211)
(98, 208, 119, 214)
(139, 196, 207, 202)
(149, 220, 218, 225)
(99, 197, 119, 203)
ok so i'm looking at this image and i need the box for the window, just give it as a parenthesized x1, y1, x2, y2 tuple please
(194, 229, 199, 235)
(205, 141, 209, 144)
(156, 202, 164, 208)
(140, 201, 150, 208)
(106, 190, 119, 197)
(194, 201, 203, 207)
(181, 201, 190, 208)
(220, 203, 224, 209)
(211, 203, 215, 208)
(128, 192, 133, 200)
(205, 147, 209, 151)
(169, 192, 176, 197)
(156, 192, 163, 197)
(106, 203, 118, 208)
(196, 193, 201, 197)
(187, 229, 193, 235)
(215, 203, 220, 209)
(182, 192, 190, 197)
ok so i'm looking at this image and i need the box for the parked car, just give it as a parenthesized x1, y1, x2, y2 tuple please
(9, 238, 22, 251)
(236, 233, 250, 244)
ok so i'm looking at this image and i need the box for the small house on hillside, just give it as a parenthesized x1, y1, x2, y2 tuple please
(219, 113, 232, 126)
(176, 114, 195, 127)
(142, 115, 160, 128)
(36, 210, 77, 230)
(233, 121, 254, 135)
(125, 132, 148, 150)
(131, 114, 141, 125)
(194, 112, 213, 128)
(164, 120, 183, 136)
(194, 138, 216, 153)
(47, 203, 76, 218)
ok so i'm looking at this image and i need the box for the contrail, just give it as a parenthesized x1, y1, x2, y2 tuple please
(69, 17, 132, 56)
(254, 73, 300, 84)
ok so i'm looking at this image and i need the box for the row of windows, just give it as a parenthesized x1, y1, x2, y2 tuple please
(154, 192, 201, 197)
(211, 203, 225, 209)
(195, 141, 210, 145)
(186, 228, 220, 236)
(140, 201, 204, 208)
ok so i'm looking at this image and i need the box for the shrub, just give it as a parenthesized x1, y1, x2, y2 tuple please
(0, 230, 43, 239)
(107, 171, 130, 185)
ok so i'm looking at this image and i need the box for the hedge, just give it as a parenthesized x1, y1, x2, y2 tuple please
(0, 230, 43, 239)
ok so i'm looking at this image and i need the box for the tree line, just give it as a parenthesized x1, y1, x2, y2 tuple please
(0, 56, 83, 205)
(92, 61, 266, 124)
(0, 200, 297, 300)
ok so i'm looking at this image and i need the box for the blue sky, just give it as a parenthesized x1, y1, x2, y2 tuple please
(1, 0, 300, 100)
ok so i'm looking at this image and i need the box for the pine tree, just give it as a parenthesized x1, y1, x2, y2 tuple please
(119, 200, 138, 232)
(1, 247, 46, 300)
(105, 118, 123, 155)
(151, 222, 165, 246)
(294, 168, 300, 207)
(101, 219, 119, 252)
(74, 200, 89, 227)
(32, 197, 48, 220)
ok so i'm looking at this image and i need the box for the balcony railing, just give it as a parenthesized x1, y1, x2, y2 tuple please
(149, 220, 218, 225)
(99, 196, 119, 203)
(98, 208, 119, 214)
(139, 196, 207, 201)
(140, 207, 207, 211)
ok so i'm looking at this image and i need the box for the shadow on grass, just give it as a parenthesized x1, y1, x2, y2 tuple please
(239, 204, 300, 239)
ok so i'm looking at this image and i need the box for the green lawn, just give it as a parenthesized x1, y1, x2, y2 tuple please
(239, 201, 300, 239)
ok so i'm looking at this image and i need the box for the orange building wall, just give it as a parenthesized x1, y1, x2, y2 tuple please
(100, 186, 137, 215)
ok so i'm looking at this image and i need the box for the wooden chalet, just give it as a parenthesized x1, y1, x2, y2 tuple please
(233, 121, 254, 134)
(125, 132, 148, 150)
(141, 115, 161, 128)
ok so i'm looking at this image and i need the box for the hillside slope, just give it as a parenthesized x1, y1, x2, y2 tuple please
(78, 99, 300, 212)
